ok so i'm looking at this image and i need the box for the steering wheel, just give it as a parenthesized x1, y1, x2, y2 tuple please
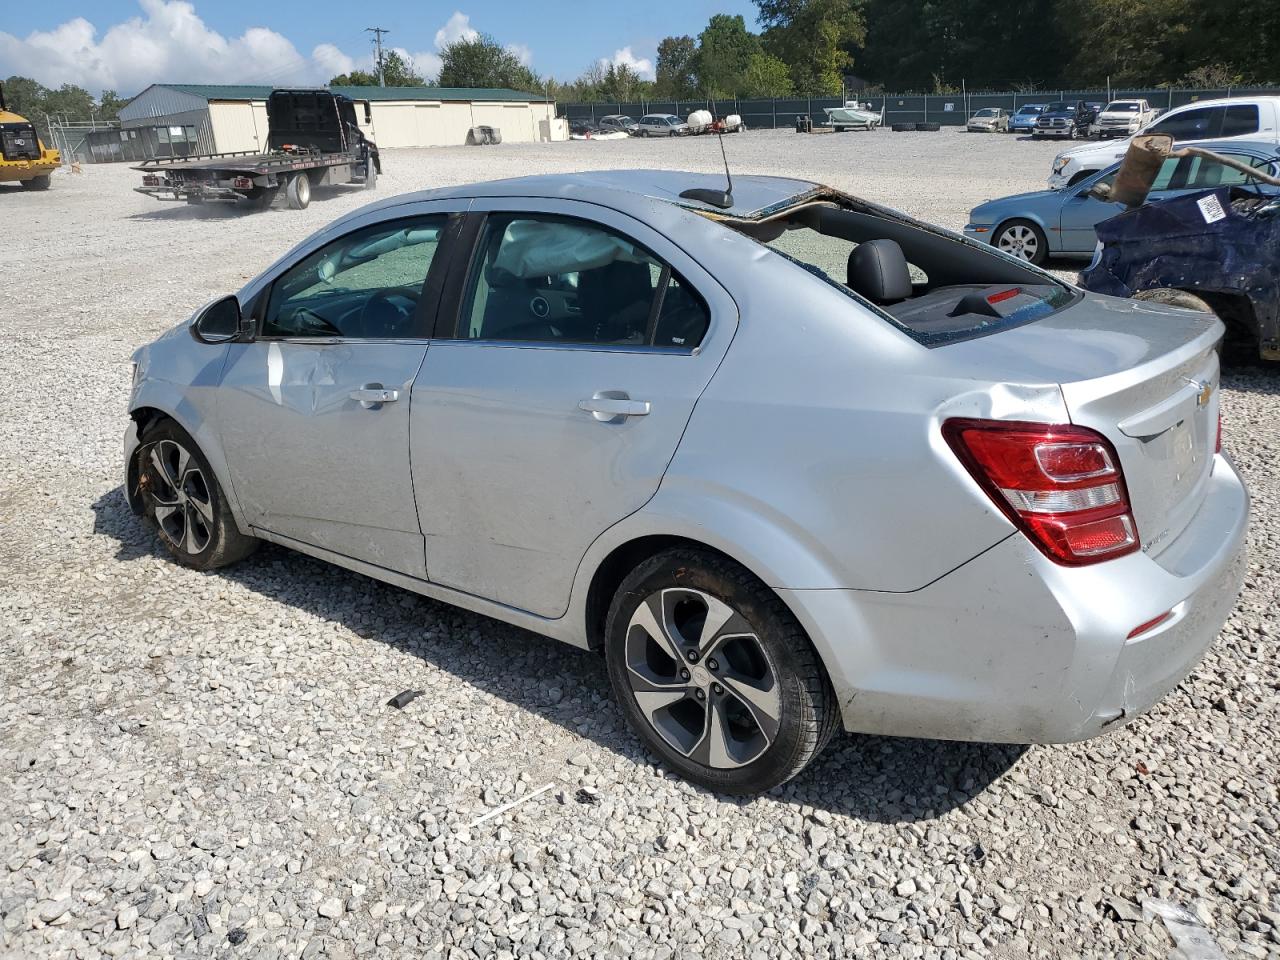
(356, 286, 421, 338)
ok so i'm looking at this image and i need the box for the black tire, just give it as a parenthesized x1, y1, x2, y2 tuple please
(20, 174, 51, 191)
(286, 173, 311, 210)
(992, 218, 1049, 266)
(891, 122, 918, 132)
(917, 122, 941, 132)
(1067, 124, 1078, 140)
(135, 418, 257, 571)
(245, 185, 278, 210)
(605, 548, 838, 795)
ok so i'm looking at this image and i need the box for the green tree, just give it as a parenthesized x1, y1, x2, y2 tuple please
(741, 52, 795, 97)
(2, 76, 48, 117)
(755, 0, 865, 95)
(655, 36, 699, 99)
(696, 14, 762, 97)
(332, 50, 427, 87)
(598, 63, 654, 102)
(438, 34, 541, 91)
(96, 89, 128, 120)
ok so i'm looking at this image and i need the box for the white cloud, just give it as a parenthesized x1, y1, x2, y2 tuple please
(600, 46, 655, 81)
(0, 1, 534, 95)
(505, 43, 533, 66)
(434, 12, 478, 49)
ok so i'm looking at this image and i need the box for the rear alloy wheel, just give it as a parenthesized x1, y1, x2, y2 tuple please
(286, 173, 311, 210)
(20, 174, 51, 190)
(136, 419, 257, 570)
(605, 549, 838, 794)
(993, 219, 1048, 266)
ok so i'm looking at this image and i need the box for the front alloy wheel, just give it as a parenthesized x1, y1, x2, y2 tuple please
(144, 439, 214, 555)
(994, 219, 1047, 265)
(605, 548, 838, 794)
(135, 418, 257, 570)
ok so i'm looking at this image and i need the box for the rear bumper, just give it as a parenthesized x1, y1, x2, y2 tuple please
(783, 453, 1248, 742)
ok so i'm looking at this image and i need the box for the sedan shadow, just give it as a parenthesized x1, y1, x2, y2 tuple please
(90, 485, 1024, 821)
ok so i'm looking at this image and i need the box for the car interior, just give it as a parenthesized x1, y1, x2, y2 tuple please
(731, 202, 1075, 344)
(462, 218, 711, 349)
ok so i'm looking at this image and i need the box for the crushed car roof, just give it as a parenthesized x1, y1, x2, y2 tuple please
(391, 170, 826, 221)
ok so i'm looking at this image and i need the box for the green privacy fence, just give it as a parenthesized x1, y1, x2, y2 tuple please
(562, 87, 1280, 129)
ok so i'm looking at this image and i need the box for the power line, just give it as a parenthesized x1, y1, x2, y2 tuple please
(366, 27, 390, 87)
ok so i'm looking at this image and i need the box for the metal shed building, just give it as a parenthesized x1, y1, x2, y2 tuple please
(117, 83, 562, 154)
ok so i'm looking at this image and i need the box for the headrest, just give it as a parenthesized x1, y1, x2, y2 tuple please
(847, 239, 913, 305)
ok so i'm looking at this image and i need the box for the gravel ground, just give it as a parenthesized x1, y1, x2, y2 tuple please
(1, 129, 1278, 960)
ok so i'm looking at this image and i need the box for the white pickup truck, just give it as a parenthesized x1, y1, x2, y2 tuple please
(1092, 99, 1156, 138)
(1049, 95, 1280, 188)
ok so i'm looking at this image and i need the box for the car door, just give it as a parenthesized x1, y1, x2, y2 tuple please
(409, 199, 737, 618)
(1058, 155, 1186, 253)
(217, 204, 464, 576)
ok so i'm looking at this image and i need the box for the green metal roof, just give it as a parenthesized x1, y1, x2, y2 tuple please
(152, 83, 549, 103)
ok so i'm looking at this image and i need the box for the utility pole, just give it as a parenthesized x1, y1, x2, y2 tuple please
(366, 27, 390, 87)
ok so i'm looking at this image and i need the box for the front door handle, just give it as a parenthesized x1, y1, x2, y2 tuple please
(578, 394, 651, 423)
(350, 384, 399, 409)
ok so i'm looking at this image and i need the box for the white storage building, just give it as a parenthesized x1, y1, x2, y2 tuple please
(117, 83, 563, 154)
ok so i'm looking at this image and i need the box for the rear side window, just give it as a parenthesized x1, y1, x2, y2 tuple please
(460, 215, 710, 350)
(1150, 106, 1223, 140)
(1220, 104, 1260, 137)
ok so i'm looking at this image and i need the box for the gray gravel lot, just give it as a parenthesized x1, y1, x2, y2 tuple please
(1, 128, 1278, 959)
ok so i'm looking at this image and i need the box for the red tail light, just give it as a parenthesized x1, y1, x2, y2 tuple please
(943, 418, 1140, 566)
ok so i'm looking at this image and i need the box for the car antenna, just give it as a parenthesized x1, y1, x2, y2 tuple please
(680, 97, 734, 210)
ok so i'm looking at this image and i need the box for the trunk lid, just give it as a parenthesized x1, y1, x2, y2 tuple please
(938, 292, 1222, 558)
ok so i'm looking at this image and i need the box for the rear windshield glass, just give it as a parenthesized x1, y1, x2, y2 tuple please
(732, 203, 1076, 347)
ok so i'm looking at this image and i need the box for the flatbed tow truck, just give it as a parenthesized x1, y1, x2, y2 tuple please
(134, 89, 380, 211)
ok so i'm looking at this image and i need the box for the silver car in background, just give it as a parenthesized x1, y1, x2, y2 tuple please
(965, 139, 1280, 263)
(126, 171, 1248, 794)
(967, 107, 1010, 133)
(635, 114, 689, 137)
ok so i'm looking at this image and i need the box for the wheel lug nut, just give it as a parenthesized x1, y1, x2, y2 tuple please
(680, 668, 690, 680)
(707, 658, 719, 670)
(686, 649, 699, 663)
(712, 683, 723, 695)
(695, 689, 706, 700)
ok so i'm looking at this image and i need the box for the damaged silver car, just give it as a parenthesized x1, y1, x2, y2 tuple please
(126, 170, 1248, 794)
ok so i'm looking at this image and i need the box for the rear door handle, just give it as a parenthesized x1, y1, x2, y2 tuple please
(350, 384, 399, 409)
(578, 395, 651, 422)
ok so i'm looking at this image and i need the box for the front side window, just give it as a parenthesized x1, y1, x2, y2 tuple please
(262, 216, 445, 339)
(460, 215, 710, 349)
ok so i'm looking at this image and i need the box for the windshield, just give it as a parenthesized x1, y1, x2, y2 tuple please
(1044, 102, 1071, 112)
(974, 109, 998, 117)
(1016, 106, 1042, 115)
(1105, 102, 1140, 112)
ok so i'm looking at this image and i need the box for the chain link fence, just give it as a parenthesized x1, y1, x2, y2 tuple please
(562, 87, 1280, 130)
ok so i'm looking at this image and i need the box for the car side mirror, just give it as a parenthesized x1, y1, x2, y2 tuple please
(190, 294, 247, 344)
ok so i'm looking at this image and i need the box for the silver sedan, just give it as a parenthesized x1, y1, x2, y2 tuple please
(126, 170, 1248, 794)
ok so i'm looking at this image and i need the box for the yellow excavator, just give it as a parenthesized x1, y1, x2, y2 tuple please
(0, 82, 60, 191)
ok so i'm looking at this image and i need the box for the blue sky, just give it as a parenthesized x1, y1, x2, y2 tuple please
(0, 0, 763, 94)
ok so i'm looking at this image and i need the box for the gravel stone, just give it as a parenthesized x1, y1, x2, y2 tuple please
(1, 131, 1276, 960)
